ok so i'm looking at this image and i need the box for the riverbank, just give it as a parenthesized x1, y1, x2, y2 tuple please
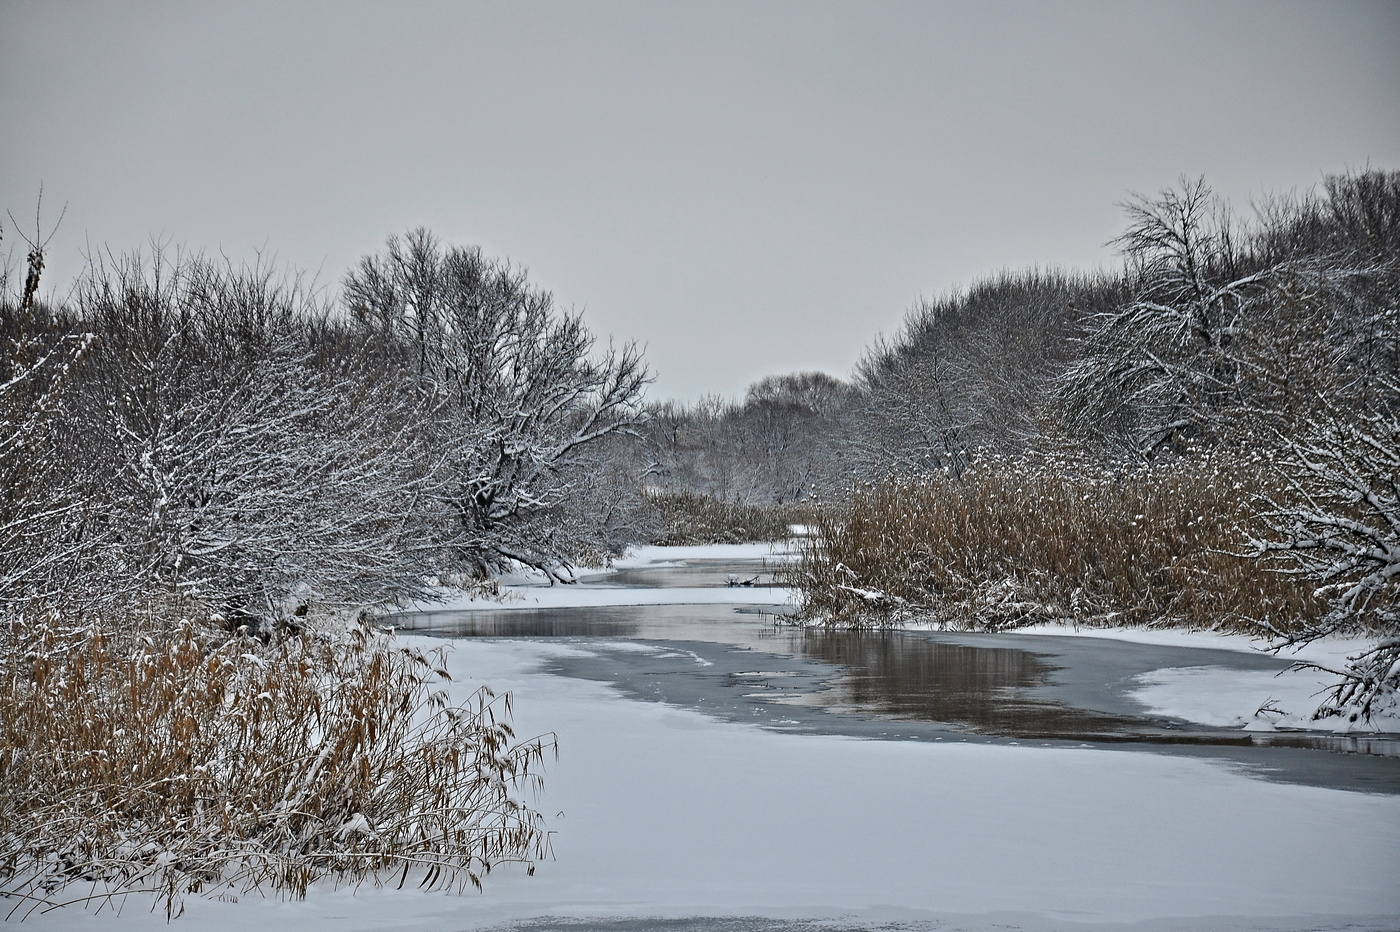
(418, 543, 1396, 736)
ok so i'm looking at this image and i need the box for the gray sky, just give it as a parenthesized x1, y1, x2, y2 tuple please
(3, 1, 1398, 402)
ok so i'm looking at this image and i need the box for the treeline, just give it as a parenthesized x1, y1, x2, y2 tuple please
(2, 228, 651, 634)
(642, 170, 1399, 722)
(639, 171, 1397, 495)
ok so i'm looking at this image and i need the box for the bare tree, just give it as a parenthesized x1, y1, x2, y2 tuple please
(1059, 178, 1277, 456)
(345, 229, 651, 580)
(1250, 396, 1400, 722)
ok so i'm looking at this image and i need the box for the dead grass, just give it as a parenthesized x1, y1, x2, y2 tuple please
(647, 490, 814, 545)
(0, 612, 553, 919)
(785, 453, 1322, 634)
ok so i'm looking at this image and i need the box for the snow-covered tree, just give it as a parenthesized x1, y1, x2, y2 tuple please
(1250, 396, 1400, 722)
(345, 229, 650, 580)
(1059, 178, 1277, 456)
(63, 251, 441, 630)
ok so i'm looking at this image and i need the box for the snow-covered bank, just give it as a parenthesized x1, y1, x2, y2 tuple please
(420, 584, 792, 612)
(29, 635, 1400, 932)
(417, 544, 1397, 733)
(613, 542, 798, 567)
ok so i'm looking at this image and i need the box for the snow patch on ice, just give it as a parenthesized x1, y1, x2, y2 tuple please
(1132, 664, 1400, 733)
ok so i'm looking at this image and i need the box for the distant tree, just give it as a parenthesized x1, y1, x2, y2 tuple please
(345, 229, 651, 580)
(855, 270, 1103, 475)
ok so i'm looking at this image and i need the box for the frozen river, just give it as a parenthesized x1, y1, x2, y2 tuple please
(38, 544, 1400, 932)
(401, 550, 1400, 797)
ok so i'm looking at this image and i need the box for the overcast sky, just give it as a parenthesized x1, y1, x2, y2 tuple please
(3, 1, 1398, 401)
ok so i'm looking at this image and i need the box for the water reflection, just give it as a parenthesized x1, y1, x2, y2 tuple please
(400, 607, 643, 638)
(390, 584, 1400, 760)
(605, 558, 788, 589)
(783, 628, 1140, 738)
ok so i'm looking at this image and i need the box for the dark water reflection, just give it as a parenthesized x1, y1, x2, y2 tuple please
(788, 629, 1140, 738)
(604, 557, 788, 589)
(393, 560, 1400, 794)
(781, 628, 1400, 758)
(398, 601, 1400, 759)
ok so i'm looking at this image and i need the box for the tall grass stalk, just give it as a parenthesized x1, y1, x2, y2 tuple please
(0, 615, 552, 919)
(786, 453, 1322, 634)
(647, 489, 814, 545)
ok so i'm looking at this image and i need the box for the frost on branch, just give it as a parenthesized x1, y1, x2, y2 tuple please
(1250, 400, 1400, 722)
(345, 229, 652, 581)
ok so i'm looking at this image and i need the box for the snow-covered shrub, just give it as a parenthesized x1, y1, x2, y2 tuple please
(0, 614, 552, 918)
(6, 250, 450, 631)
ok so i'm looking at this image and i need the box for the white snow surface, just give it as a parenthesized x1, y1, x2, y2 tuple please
(1012, 623, 1400, 732)
(29, 545, 1400, 931)
(36, 635, 1400, 932)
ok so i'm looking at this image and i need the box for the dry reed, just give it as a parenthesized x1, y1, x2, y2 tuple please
(786, 453, 1322, 634)
(0, 614, 553, 919)
(648, 490, 813, 545)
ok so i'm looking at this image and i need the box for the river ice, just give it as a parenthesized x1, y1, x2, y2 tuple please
(27, 544, 1400, 932)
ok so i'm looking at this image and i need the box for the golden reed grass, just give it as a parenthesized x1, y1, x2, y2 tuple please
(648, 489, 814, 545)
(787, 454, 1322, 633)
(0, 615, 552, 919)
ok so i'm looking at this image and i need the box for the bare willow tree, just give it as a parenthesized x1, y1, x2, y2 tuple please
(1059, 178, 1278, 456)
(345, 229, 650, 580)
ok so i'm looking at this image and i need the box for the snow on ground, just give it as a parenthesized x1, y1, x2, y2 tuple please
(1014, 623, 1400, 733)
(30, 634, 1400, 932)
(28, 545, 1397, 930)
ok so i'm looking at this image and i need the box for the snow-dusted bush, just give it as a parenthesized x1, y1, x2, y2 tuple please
(0, 614, 552, 919)
(0, 320, 94, 609)
(39, 250, 447, 630)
